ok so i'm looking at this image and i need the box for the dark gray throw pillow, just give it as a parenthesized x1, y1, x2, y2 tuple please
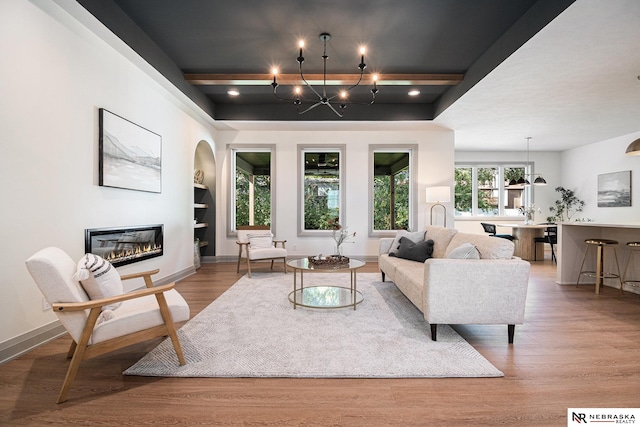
(391, 237, 434, 262)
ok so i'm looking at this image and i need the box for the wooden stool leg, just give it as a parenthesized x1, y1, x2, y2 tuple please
(612, 247, 623, 295)
(595, 245, 603, 295)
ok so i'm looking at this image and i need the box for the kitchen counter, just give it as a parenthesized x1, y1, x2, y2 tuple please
(557, 222, 640, 293)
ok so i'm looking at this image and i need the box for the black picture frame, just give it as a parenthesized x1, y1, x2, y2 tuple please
(99, 108, 162, 193)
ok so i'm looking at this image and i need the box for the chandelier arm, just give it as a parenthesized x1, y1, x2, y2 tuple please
(299, 64, 323, 101)
(341, 69, 365, 93)
(324, 68, 365, 103)
(325, 102, 344, 118)
(272, 87, 295, 102)
(297, 101, 324, 115)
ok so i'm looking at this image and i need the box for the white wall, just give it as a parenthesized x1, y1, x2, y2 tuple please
(214, 128, 455, 258)
(453, 151, 561, 234)
(0, 1, 216, 345)
(560, 131, 640, 223)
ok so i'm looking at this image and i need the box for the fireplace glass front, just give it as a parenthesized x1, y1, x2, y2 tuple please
(84, 224, 163, 266)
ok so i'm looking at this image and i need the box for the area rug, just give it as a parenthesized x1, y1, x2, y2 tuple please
(124, 272, 503, 378)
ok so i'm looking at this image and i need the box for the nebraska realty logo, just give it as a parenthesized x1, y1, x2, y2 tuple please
(568, 408, 639, 425)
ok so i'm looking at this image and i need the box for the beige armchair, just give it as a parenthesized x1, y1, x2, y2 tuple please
(236, 225, 287, 278)
(25, 247, 190, 403)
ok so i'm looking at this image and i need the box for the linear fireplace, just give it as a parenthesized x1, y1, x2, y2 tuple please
(84, 224, 163, 266)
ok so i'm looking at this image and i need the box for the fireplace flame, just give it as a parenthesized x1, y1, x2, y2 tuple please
(104, 243, 162, 264)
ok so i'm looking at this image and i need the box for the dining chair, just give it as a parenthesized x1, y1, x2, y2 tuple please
(480, 222, 515, 241)
(534, 225, 557, 263)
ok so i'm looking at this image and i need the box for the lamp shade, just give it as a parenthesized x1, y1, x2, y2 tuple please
(533, 176, 547, 185)
(625, 138, 640, 156)
(426, 186, 451, 203)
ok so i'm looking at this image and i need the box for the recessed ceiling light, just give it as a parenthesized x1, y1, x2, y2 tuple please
(227, 90, 240, 96)
(408, 90, 420, 96)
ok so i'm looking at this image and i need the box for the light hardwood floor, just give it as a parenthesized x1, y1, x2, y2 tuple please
(2, 259, 639, 425)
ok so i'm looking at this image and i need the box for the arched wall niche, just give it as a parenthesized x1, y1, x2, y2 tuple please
(194, 140, 216, 258)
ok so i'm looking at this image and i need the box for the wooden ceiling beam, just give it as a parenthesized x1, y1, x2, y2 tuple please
(184, 73, 463, 86)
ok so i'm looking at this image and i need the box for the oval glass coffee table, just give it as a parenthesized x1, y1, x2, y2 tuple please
(286, 257, 366, 310)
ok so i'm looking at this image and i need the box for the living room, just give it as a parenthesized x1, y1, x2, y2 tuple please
(2, 0, 640, 424)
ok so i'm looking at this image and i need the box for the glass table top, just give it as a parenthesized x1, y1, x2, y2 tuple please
(287, 257, 366, 271)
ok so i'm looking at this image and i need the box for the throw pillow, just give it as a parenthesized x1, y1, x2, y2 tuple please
(247, 232, 274, 249)
(392, 237, 435, 262)
(447, 243, 480, 259)
(388, 230, 426, 255)
(73, 253, 123, 311)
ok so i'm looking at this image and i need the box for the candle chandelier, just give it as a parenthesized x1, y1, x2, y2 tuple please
(271, 33, 378, 117)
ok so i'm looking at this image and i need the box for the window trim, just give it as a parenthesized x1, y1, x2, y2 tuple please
(297, 144, 346, 237)
(227, 144, 276, 236)
(454, 161, 533, 220)
(368, 144, 418, 237)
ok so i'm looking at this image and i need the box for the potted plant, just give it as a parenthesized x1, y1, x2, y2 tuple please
(547, 186, 585, 222)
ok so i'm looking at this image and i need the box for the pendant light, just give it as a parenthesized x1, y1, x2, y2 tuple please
(517, 137, 547, 186)
(625, 138, 640, 155)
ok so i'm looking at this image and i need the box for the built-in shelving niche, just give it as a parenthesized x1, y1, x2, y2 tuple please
(194, 141, 216, 260)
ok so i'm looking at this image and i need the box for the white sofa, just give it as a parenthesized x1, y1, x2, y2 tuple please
(378, 225, 530, 343)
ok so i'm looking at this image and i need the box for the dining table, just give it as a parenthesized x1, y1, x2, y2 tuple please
(495, 223, 549, 261)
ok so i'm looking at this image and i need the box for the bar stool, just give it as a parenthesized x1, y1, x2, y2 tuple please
(576, 238, 623, 295)
(622, 242, 640, 290)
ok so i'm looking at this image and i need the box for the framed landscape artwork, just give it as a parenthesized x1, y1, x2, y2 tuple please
(597, 170, 631, 207)
(99, 108, 162, 193)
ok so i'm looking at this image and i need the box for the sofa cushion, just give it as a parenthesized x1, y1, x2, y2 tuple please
(388, 230, 426, 255)
(445, 233, 514, 259)
(424, 226, 459, 258)
(392, 237, 434, 262)
(378, 253, 398, 282)
(394, 263, 425, 311)
(447, 243, 480, 259)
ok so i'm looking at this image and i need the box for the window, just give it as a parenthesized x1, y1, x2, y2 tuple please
(477, 167, 499, 215)
(298, 145, 345, 233)
(369, 145, 417, 234)
(229, 145, 275, 233)
(455, 164, 528, 217)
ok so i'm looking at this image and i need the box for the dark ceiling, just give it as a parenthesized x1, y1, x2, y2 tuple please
(77, 0, 574, 121)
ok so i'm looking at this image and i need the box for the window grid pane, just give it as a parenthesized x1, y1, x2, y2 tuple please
(504, 167, 525, 216)
(477, 167, 499, 216)
(454, 167, 473, 216)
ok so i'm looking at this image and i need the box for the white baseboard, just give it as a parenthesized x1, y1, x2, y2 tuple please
(0, 266, 195, 365)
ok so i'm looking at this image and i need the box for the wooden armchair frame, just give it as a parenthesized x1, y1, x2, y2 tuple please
(52, 269, 186, 403)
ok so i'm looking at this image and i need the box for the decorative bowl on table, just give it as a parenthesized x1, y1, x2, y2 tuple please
(307, 255, 350, 269)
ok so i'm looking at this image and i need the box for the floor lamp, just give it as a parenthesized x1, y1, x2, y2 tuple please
(426, 186, 450, 227)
